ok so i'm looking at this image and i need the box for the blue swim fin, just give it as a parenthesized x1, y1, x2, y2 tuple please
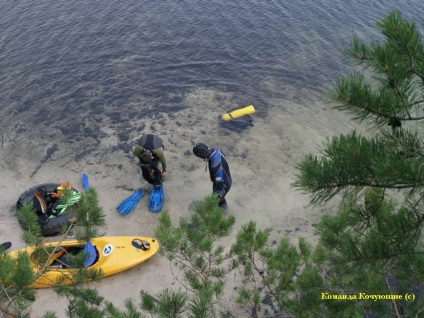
(148, 183, 164, 213)
(82, 173, 90, 191)
(116, 188, 145, 215)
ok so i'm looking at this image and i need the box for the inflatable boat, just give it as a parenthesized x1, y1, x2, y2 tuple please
(16, 183, 79, 237)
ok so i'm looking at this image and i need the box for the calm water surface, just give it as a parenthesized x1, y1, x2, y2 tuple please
(0, 0, 421, 144)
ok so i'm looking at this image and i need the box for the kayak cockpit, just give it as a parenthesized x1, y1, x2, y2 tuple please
(30, 242, 98, 269)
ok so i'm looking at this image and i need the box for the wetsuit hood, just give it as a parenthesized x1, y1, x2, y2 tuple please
(193, 143, 211, 159)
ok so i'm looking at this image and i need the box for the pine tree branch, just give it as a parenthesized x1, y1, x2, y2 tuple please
(335, 96, 424, 124)
(248, 253, 281, 303)
(207, 250, 212, 278)
(1, 286, 17, 318)
(247, 253, 261, 315)
(392, 264, 424, 285)
(2, 284, 31, 318)
(174, 251, 207, 282)
(383, 274, 401, 318)
(294, 130, 424, 203)
(168, 258, 195, 295)
(1, 218, 77, 317)
(408, 99, 424, 108)
(311, 182, 422, 190)
(351, 250, 424, 262)
(37, 222, 76, 275)
(395, 114, 424, 122)
(407, 194, 424, 222)
(335, 12, 424, 129)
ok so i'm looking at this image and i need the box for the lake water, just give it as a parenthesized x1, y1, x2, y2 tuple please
(1, 2, 423, 316)
(0, 0, 422, 150)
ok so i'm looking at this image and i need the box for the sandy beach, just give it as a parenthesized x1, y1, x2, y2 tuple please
(0, 90, 363, 317)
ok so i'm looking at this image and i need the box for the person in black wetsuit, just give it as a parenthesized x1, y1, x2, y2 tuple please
(193, 143, 232, 209)
(133, 134, 167, 187)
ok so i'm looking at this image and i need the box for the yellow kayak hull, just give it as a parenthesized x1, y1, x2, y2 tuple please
(8, 236, 159, 288)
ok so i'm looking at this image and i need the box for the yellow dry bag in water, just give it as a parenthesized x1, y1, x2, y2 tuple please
(221, 105, 255, 121)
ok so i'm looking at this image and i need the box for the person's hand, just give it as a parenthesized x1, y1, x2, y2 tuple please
(162, 171, 167, 180)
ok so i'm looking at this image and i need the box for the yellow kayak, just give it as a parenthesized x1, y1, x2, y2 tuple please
(8, 236, 159, 288)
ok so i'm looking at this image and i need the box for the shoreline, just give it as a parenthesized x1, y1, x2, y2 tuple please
(0, 98, 361, 317)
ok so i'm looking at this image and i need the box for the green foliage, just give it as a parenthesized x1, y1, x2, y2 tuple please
(42, 312, 58, 318)
(16, 202, 44, 245)
(294, 129, 424, 204)
(104, 298, 142, 318)
(141, 195, 235, 317)
(188, 284, 215, 318)
(292, 10, 424, 318)
(4, 10, 424, 318)
(155, 196, 235, 280)
(231, 221, 327, 317)
(1, 185, 107, 318)
(335, 11, 424, 127)
(142, 11, 424, 318)
(141, 289, 187, 318)
(56, 187, 82, 215)
(73, 187, 106, 242)
(295, 11, 424, 205)
(0, 250, 36, 317)
(58, 286, 104, 318)
(317, 189, 424, 316)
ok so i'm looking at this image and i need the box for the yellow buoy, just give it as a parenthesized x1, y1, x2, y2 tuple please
(221, 105, 255, 121)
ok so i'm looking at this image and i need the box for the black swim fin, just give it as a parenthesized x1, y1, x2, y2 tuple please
(0, 242, 11, 252)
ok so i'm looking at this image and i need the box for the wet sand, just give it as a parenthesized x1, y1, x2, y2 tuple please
(0, 90, 362, 317)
